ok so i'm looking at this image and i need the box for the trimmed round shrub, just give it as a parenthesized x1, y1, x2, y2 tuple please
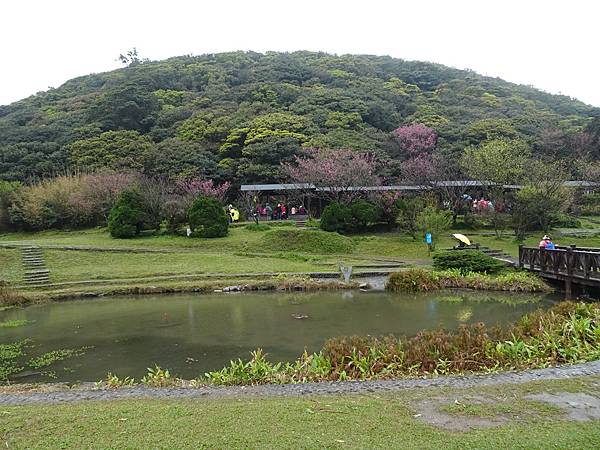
(320, 200, 380, 233)
(108, 190, 147, 238)
(320, 202, 351, 233)
(349, 200, 380, 231)
(187, 196, 229, 238)
(432, 250, 505, 274)
(260, 229, 355, 254)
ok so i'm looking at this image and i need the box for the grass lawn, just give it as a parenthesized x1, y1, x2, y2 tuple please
(41, 250, 331, 283)
(1, 376, 599, 449)
(3, 224, 600, 292)
(0, 248, 22, 284)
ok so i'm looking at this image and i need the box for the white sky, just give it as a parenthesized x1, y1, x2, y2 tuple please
(1, 0, 599, 107)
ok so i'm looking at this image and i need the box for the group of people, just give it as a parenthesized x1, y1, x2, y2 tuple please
(461, 195, 496, 213)
(255, 203, 307, 221)
(538, 235, 556, 250)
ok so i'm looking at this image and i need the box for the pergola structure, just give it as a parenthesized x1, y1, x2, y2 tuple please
(239, 181, 598, 218)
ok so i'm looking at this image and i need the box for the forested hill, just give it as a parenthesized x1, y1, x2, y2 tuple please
(1, 51, 598, 183)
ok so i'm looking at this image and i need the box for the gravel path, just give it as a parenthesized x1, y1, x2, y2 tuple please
(2, 360, 600, 406)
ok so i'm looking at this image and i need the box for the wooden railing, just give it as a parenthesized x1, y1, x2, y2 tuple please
(519, 246, 600, 281)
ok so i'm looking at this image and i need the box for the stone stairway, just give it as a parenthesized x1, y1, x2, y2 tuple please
(21, 246, 50, 286)
(295, 219, 307, 228)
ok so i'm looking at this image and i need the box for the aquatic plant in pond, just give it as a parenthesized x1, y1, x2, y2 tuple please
(28, 347, 90, 369)
(0, 319, 32, 328)
(0, 340, 30, 381)
(0, 342, 91, 382)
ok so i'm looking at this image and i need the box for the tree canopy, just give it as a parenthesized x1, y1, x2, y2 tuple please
(1, 51, 598, 184)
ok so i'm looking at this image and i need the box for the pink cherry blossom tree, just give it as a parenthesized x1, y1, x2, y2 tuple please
(175, 179, 231, 203)
(282, 148, 381, 204)
(393, 123, 437, 155)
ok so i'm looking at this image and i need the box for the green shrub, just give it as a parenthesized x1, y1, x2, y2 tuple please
(108, 190, 147, 238)
(349, 200, 380, 231)
(260, 229, 355, 254)
(553, 214, 582, 228)
(576, 193, 600, 216)
(187, 196, 229, 238)
(396, 196, 426, 238)
(386, 268, 549, 293)
(305, 217, 320, 228)
(245, 223, 270, 231)
(385, 269, 440, 292)
(415, 206, 452, 249)
(432, 250, 506, 274)
(0, 181, 20, 232)
(320, 200, 380, 233)
(320, 202, 351, 233)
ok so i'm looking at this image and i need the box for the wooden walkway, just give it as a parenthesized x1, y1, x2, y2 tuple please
(519, 245, 600, 295)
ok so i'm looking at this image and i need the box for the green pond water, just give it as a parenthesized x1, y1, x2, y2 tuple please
(0, 290, 559, 383)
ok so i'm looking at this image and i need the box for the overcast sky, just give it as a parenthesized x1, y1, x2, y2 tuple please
(1, 0, 598, 107)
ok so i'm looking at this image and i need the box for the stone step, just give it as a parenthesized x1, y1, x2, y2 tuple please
(24, 273, 50, 279)
(23, 261, 45, 266)
(25, 269, 50, 275)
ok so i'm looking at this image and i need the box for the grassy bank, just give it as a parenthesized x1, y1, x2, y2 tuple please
(1, 276, 359, 305)
(386, 268, 551, 293)
(2, 376, 599, 449)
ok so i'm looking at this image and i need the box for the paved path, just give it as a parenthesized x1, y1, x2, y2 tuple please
(1, 360, 599, 406)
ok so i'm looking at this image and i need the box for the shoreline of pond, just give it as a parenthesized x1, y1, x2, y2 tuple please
(1, 359, 599, 405)
(3, 269, 555, 306)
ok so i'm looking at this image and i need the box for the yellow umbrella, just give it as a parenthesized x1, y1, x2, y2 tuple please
(452, 233, 471, 246)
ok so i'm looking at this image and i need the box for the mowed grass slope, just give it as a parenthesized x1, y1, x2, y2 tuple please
(1, 377, 599, 449)
(42, 250, 328, 283)
(2, 225, 600, 286)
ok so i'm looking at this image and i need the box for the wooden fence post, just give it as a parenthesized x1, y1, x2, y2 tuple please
(518, 245, 524, 268)
(565, 246, 574, 300)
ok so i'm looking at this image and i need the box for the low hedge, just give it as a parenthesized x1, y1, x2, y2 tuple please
(259, 229, 355, 254)
(386, 268, 550, 293)
(432, 250, 506, 274)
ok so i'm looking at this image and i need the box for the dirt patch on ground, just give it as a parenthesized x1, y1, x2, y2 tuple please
(413, 396, 510, 431)
(526, 392, 600, 421)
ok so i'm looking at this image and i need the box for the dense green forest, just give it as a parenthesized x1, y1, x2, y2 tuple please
(1, 51, 599, 184)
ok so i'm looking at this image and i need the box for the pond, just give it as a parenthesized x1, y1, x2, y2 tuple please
(0, 290, 560, 383)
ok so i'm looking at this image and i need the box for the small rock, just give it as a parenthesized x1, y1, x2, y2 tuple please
(213, 289, 222, 293)
(292, 313, 309, 320)
(222, 286, 241, 292)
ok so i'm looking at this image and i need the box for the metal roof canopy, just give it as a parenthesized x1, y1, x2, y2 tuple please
(239, 180, 597, 192)
(240, 183, 315, 191)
